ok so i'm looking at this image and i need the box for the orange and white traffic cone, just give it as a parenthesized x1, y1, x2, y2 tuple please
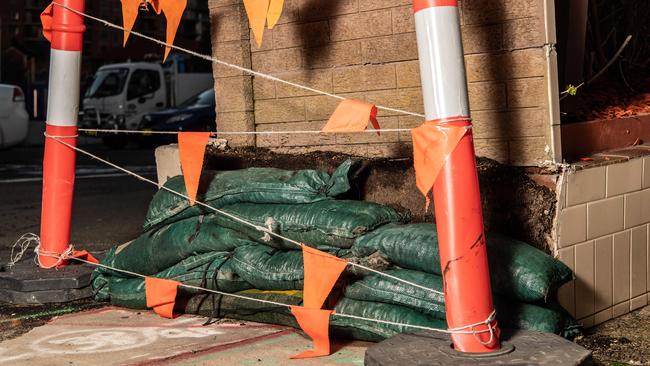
(413, 0, 500, 352)
(39, 0, 86, 268)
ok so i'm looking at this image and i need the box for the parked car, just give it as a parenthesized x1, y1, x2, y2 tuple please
(137, 88, 216, 146)
(0, 84, 29, 148)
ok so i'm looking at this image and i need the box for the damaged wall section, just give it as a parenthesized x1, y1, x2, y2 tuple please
(155, 143, 558, 254)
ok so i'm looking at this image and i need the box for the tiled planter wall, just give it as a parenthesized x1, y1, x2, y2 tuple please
(556, 156, 650, 327)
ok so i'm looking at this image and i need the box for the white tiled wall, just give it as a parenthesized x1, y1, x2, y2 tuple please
(556, 157, 650, 327)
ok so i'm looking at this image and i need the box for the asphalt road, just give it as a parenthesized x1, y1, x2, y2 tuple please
(0, 142, 158, 257)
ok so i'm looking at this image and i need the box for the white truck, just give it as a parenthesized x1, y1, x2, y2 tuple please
(80, 59, 213, 146)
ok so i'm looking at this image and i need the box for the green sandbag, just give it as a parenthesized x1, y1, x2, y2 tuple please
(331, 297, 447, 341)
(492, 298, 583, 339)
(144, 160, 360, 230)
(227, 245, 387, 290)
(183, 290, 447, 342)
(344, 269, 445, 318)
(110, 215, 259, 276)
(183, 289, 303, 329)
(352, 224, 573, 302)
(229, 245, 305, 290)
(344, 269, 581, 337)
(217, 200, 406, 249)
(94, 252, 253, 308)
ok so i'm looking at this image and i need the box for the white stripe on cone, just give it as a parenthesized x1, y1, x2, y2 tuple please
(46, 49, 82, 127)
(414, 6, 469, 120)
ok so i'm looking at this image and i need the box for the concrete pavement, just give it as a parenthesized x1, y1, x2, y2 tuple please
(0, 308, 368, 365)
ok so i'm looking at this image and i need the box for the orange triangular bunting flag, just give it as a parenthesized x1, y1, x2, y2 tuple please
(145, 277, 179, 319)
(266, 0, 284, 29)
(70, 250, 99, 264)
(120, 0, 141, 46)
(302, 245, 347, 309)
(290, 307, 333, 359)
(40, 3, 53, 43)
(157, 0, 187, 61)
(321, 99, 381, 136)
(411, 120, 467, 209)
(243, 0, 270, 48)
(178, 132, 210, 206)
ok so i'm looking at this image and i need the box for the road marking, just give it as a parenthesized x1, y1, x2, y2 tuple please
(0, 165, 157, 183)
(0, 173, 155, 183)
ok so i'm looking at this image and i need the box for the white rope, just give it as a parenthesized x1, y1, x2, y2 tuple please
(78, 128, 413, 136)
(34, 244, 75, 269)
(51, 1, 425, 119)
(77, 116, 473, 136)
(44, 134, 79, 138)
(8, 233, 76, 269)
(45, 133, 445, 297)
(8, 233, 40, 268)
(37, 248, 492, 336)
(447, 309, 498, 345)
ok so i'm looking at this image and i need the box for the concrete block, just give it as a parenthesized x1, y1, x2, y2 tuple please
(392, 5, 415, 34)
(329, 9, 393, 41)
(395, 60, 421, 88)
(467, 82, 507, 111)
(502, 17, 545, 49)
(461, 23, 503, 54)
(155, 144, 181, 187)
(332, 64, 397, 93)
(251, 48, 303, 73)
(305, 40, 363, 68)
(465, 49, 545, 83)
(506, 77, 545, 109)
(272, 21, 330, 49)
(361, 33, 418, 63)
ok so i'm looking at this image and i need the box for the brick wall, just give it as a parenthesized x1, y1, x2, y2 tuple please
(208, 0, 555, 165)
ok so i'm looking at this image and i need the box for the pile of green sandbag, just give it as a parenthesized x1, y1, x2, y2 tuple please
(92, 159, 581, 341)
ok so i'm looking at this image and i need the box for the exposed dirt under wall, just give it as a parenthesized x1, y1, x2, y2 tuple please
(205, 147, 557, 254)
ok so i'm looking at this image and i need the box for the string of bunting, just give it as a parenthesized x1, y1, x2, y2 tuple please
(47, 1, 424, 118)
(43, 134, 499, 358)
(34, 237, 499, 359)
(39, 2, 483, 358)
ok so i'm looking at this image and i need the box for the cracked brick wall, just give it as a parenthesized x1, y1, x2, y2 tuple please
(208, 0, 555, 165)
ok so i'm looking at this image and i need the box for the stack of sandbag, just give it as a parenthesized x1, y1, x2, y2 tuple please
(345, 224, 580, 338)
(92, 160, 581, 342)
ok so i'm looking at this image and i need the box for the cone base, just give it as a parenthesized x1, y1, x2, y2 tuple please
(365, 329, 592, 366)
